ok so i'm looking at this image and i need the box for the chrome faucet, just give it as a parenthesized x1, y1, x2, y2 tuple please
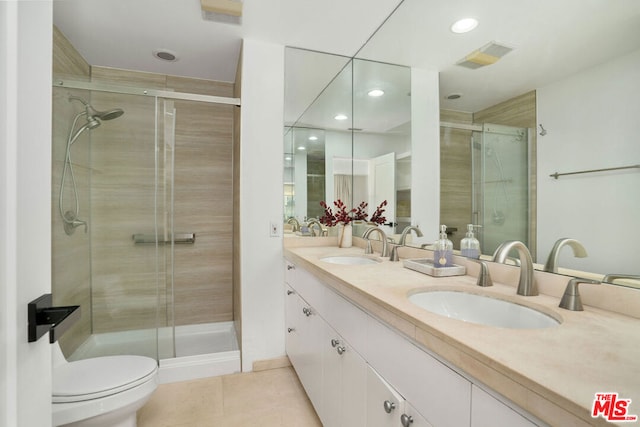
(543, 238, 588, 273)
(390, 226, 423, 261)
(362, 226, 390, 257)
(286, 217, 300, 232)
(307, 219, 325, 237)
(492, 240, 538, 296)
(559, 278, 600, 311)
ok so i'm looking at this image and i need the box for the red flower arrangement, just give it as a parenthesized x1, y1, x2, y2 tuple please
(319, 200, 387, 226)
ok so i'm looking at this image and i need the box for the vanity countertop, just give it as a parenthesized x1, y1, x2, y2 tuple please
(284, 244, 640, 427)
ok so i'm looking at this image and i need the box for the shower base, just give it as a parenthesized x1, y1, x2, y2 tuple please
(69, 321, 241, 384)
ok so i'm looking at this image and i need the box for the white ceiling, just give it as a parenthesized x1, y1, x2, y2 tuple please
(53, 0, 401, 83)
(55, 0, 640, 123)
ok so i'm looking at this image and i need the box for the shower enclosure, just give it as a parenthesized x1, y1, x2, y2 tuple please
(472, 124, 530, 254)
(52, 79, 239, 383)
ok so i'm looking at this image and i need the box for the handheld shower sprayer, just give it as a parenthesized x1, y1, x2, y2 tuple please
(59, 96, 124, 235)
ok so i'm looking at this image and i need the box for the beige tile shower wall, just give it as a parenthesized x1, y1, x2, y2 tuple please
(89, 89, 162, 333)
(440, 110, 473, 248)
(52, 26, 91, 356)
(172, 100, 234, 325)
(473, 91, 537, 259)
(89, 67, 234, 332)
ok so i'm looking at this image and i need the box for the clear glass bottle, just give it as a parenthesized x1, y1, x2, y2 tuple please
(460, 224, 480, 259)
(433, 224, 453, 267)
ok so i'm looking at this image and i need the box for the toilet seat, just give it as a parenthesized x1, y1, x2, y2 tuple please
(53, 355, 158, 403)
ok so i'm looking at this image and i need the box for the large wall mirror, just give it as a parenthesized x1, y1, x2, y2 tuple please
(284, 0, 640, 288)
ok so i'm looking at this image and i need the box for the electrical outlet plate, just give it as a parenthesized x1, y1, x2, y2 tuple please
(270, 221, 280, 237)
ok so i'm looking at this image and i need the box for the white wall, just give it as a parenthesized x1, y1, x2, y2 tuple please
(537, 48, 640, 274)
(240, 39, 286, 371)
(411, 67, 440, 242)
(1, 1, 53, 425)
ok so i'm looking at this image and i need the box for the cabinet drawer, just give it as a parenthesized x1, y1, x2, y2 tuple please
(324, 287, 368, 352)
(284, 258, 296, 286)
(366, 316, 471, 427)
(292, 266, 326, 313)
(471, 385, 540, 427)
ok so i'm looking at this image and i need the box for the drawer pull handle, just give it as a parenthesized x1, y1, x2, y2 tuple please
(287, 328, 295, 333)
(336, 346, 346, 355)
(287, 265, 295, 270)
(302, 307, 312, 317)
(330, 338, 340, 348)
(400, 414, 414, 426)
(287, 290, 294, 295)
(383, 400, 396, 414)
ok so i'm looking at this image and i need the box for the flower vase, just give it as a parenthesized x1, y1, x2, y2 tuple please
(338, 223, 353, 248)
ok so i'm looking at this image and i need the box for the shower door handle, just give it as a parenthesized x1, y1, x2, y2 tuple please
(132, 233, 195, 245)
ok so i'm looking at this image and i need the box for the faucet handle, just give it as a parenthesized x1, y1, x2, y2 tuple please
(468, 259, 493, 287)
(559, 278, 600, 311)
(389, 244, 401, 262)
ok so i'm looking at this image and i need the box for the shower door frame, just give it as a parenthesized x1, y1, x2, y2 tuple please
(53, 79, 240, 361)
(471, 123, 532, 256)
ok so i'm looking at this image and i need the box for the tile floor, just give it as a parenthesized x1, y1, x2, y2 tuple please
(137, 367, 322, 427)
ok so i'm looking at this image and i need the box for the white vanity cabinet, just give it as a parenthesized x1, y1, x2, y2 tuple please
(471, 385, 538, 427)
(284, 285, 324, 415)
(283, 259, 540, 427)
(321, 324, 367, 427)
(365, 315, 471, 427)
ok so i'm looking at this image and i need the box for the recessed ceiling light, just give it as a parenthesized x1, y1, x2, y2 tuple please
(153, 49, 178, 62)
(334, 114, 348, 121)
(297, 146, 306, 151)
(446, 93, 462, 100)
(368, 89, 385, 97)
(450, 18, 478, 34)
(308, 136, 318, 141)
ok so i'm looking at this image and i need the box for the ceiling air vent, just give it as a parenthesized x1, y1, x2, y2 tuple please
(201, 0, 243, 25)
(456, 41, 513, 69)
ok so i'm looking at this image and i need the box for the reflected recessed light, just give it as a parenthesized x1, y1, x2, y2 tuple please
(297, 146, 306, 150)
(308, 136, 318, 141)
(153, 49, 178, 62)
(368, 89, 385, 97)
(285, 156, 292, 161)
(450, 18, 478, 34)
(334, 114, 348, 121)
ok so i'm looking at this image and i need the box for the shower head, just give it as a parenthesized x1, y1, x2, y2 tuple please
(69, 96, 124, 123)
(95, 108, 124, 121)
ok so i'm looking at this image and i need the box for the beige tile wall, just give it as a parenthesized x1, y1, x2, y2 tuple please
(90, 67, 235, 332)
(440, 110, 473, 248)
(52, 26, 92, 357)
(53, 25, 237, 353)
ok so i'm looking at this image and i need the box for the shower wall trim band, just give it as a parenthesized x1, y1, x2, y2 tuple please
(54, 79, 241, 106)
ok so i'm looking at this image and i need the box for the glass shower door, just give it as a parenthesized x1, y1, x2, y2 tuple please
(472, 124, 530, 255)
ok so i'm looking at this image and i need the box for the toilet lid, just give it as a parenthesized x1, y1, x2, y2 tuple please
(53, 355, 158, 403)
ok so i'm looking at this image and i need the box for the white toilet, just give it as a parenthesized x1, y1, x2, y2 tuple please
(52, 343, 158, 427)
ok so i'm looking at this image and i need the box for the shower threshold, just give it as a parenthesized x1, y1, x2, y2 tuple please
(69, 321, 241, 384)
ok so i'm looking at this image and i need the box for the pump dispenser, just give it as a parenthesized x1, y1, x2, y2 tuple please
(460, 224, 480, 259)
(434, 225, 453, 267)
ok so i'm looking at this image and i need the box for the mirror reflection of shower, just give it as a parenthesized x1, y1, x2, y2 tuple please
(59, 96, 124, 235)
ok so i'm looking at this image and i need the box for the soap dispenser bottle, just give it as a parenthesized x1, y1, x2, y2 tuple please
(434, 224, 453, 267)
(460, 224, 480, 259)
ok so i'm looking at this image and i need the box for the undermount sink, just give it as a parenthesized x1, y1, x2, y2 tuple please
(409, 290, 560, 329)
(320, 256, 380, 265)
